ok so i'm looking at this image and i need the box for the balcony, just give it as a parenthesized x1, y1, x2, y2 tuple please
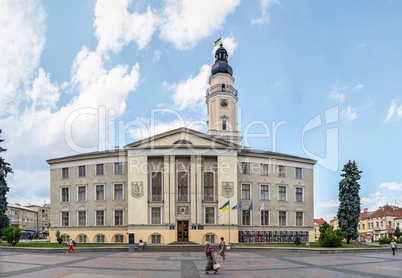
(206, 84, 238, 97)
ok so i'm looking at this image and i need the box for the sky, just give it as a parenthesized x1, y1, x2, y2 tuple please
(1, 0, 402, 222)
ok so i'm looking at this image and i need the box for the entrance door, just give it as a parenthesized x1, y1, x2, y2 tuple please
(177, 220, 189, 241)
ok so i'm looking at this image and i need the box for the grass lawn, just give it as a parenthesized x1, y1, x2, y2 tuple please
(231, 242, 379, 248)
(0, 241, 127, 248)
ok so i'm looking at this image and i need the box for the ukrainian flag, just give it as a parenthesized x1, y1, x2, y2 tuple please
(214, 37, 222, 46)
(219, 200, 230, 212)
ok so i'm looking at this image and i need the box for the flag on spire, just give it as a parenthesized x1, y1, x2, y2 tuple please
(232, 200, 242, 210)
(219, 200, 230, 212)
(214, 37, 222, 46)
(246, 202, 253, 213)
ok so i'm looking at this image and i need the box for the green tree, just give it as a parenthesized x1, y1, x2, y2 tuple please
(318, 222, 344, 247)
(3, 226, 22, 246)
(55, 230, 63, 244)
(394, 226, 401, 239)
(337, 160, 362, 244)
(0, 129, 12, 240)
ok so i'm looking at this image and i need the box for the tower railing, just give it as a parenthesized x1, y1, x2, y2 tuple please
(206, 84, 238, 97)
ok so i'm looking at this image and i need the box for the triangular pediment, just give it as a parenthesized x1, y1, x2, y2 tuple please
(125, 127, 237, 151)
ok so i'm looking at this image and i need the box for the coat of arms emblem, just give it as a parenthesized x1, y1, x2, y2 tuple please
(131, 181, 144, 198)
(222, 181, 234, 198)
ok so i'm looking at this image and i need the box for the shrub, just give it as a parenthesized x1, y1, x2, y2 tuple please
(318, 222, 344, 247)
(55, 230, 63, 244)
(294, 237, 301, 245)
(378, 237, 391, 244)
(3, 226, 22, 246)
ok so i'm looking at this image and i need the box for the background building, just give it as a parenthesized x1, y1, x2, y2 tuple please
(47, 45, 316, 244)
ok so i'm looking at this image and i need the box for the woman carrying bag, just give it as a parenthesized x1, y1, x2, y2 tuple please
(204, 241, 219, 274)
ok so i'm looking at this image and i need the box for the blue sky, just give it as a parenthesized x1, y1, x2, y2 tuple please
(1, 0, 402, 221)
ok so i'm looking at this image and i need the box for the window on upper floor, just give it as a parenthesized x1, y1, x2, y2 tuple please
(96, 164, 104, 176)
(242, 210, 251, 225)
(78, 211, 86, 226)
(114, 184, 123, 200)
(61, 211, 69, 226)
(241, 162, 250, 174)
(205, 207, 215, 224)
(260, 163, 269, 176)
(260, 210, 269, 226)
(151, 207, 161, 224)
(295, 187, 303, 202)
(114, 210, 124, 225)
(114, 162, 123, 174)
(177, 171, 188, 202)
(278, 165, 286, 177)
(95, 185, 105, 201)
(151, 172, 162, 202)
(96, 210, 105, 226)
(61, 187, 70, 202)
(296, 212, 304, 226)
(279, 211, 287, 226)
(203, 172, 214, 202)
(260, 184, 269, 200)
(242, 184, 251, 200)
(78, 165, 86, 177)
(278, 185, 287, 201)
(77, 185, 86, 202)
(295, 167, 302, 179)
(62, 168, 69, 179)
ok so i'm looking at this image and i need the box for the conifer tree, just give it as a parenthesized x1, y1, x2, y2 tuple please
(0, 129, 12, 234)
(337, 160, 362, 244)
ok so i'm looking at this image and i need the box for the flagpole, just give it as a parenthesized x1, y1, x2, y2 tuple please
(229, 199, 231, 244)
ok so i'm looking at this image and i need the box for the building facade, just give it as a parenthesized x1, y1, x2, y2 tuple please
(5, 203, 47, 234)
(47, 44, 316, 244)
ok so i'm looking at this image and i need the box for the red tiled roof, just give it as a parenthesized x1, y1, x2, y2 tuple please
(368, 205, 402, 218)
(314, 218, 326, 225)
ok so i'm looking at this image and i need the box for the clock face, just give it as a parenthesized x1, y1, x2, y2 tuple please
(220, 99, 228, 107)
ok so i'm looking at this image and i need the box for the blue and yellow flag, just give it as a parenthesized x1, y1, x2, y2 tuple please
(214, 37, 222, 46)
(219, 200, 230, 212)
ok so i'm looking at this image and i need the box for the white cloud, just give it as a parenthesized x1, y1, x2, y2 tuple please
(159, 0, 240, 50)
(27, 68, 60, 110)
(353, 82, 363, 91)
(0, 0, 46, 116)
(385, 98, 402, 123)
(361, 191, 401, 211)
(153, 50, 162, 62)
(251, 0, 280, 25)
(94, 0, 159, 53)
(211, 36, 237, 59)
(341, 106, 357, 121)
(329, 85, 346, 102)
(379, 182, 402, 191)
(164, 64, 211, 111)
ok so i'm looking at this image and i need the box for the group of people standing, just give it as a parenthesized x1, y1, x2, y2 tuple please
(204, 237, 226, 274)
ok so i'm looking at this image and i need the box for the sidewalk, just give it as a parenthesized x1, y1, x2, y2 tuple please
(1, 248, 400, 277)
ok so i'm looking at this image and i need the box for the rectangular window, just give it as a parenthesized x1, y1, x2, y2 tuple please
(78, 186, 86, 202)
(96, 164, 104, 176)
(78, 165, 86, 177)
(96, 235, 105, 243)
(96, 210, 105, 226)
(78, 211, 86, 226)
(242, 210, 251, 225)
(241, 162, 250, 174)
(242, 184, 250, 200)
(261, 210, 269, 226)
(205, 207, 215, 224)
(61, 187, 70, 202)
(152, 234, 161, 244)
(78, 235, 87, 243)
(295, 167, 302, 179)
(295, 187, 303, 202)
(278, 185, 287, 201)
(296, 211, 303, 226)
(96, 185, 105, 200)
(203, 172, 214, 201)
(278, 165, 286, 177)
(151, 207, 161, 224)
(62, 167, 69, 179)
(177, 171, 188, 202)
(61, 211, 69, 226)
(151, 172, 162, 202)
(115, 235, 124, 243)
(114, 162, 123, 174)
(260, 164, 269, 176)
(205, 234, 215, 244)
(260, 184, 269, 200)
(114, 184, 123, 200)
(279, 211, 286, 226)
(114, 210, 123, 225)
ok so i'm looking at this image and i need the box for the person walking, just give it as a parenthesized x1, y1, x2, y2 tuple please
(391, 239, 397, 256)
(204, 241, 218, 274)
(67, 239, 76, 254)
(218, 237, 226, 260)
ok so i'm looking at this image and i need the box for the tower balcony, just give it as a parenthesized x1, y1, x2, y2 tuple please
(206, 84, 238, 97)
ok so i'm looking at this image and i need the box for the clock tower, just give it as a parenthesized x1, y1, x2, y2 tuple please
(206, 43, 241, 144)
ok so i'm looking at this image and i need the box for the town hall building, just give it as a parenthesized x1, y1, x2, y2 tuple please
(47, 44, 316, 245)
